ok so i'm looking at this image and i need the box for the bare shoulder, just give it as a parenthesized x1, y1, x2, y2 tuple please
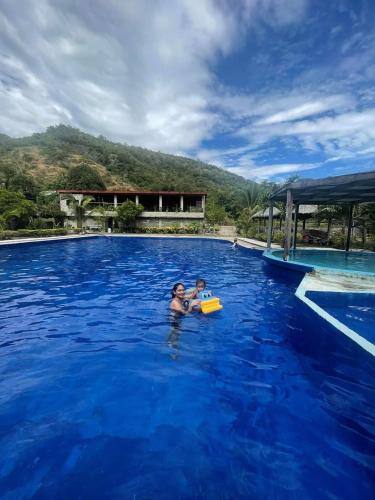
(170, 298, 181, 311)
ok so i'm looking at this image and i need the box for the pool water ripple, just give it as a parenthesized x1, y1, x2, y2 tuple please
(0, 237, 374, 499)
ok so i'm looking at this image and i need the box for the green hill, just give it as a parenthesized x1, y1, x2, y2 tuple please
(0, 125, 256, 192)
(0, 125, 267, 219)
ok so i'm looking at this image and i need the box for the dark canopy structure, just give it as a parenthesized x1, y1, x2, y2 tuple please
(270, 171, 375, 204)
(266, 170, 375, 259)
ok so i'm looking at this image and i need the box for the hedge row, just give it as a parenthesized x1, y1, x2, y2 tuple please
(134, 225, 201, 234)
(0, 228, 80, 240)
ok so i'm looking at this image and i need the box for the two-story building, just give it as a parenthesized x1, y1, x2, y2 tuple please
(58, 189, 206, 230)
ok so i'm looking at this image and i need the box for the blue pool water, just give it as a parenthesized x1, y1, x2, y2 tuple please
(306, 292, 375, 343)
(272, 249, 375, 274)
(0, 237, 374, 499)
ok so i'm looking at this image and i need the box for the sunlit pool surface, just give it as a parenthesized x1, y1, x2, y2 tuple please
(0, 237, 374, 499)
(272, 249, 375, 274)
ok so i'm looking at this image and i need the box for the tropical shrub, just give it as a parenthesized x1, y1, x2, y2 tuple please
(0, 228, 80, 239)
(64, 194, 94, 229)
(0, 189, 36, 229)
(134, 224, 201, 234)
(116, 201, 144, 231)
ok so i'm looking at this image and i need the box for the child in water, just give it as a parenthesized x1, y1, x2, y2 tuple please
(170, 279, 213, 314)
(193, 278, 213, 300)
(186, 279, 213, 310)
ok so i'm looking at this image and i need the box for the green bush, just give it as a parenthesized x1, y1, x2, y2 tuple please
(133, 224, 201, 235)
(0, 228, 80, 240)
(330, 233, 345, 249)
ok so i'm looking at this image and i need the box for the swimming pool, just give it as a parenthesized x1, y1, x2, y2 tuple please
(305, 292, 375, 343)
(270, 248, 375, 274)
(0, 237, 374, 498)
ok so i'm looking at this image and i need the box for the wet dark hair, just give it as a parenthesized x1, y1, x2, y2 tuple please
(171, 282, 185, 298)
(196, 278, 206, 287)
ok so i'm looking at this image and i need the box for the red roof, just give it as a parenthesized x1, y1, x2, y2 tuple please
(57, 189, 207, 196)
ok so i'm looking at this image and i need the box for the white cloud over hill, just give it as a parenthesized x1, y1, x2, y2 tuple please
(0, 0, 374, 180)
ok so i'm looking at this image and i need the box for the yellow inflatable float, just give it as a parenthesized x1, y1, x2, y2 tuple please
(200, 297, 223, 314)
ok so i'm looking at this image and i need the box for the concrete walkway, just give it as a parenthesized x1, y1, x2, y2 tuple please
(237, 237, 280, 250)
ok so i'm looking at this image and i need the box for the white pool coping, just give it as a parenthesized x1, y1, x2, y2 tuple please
(296, 271, 375, 357)
(0, 234, 99, 245)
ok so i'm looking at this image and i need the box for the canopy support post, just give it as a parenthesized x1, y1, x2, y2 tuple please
(292, 204, 299, 250)
(283, 190, 293, 261)
(266, 203, 273, 251)
(345, 203, 354, 251)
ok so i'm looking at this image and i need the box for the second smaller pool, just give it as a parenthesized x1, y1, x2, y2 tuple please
(271, 249, 375, 274)
(305, 291, 375, 343)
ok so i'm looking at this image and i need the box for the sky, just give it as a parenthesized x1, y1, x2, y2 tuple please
(1, 0, 375, 181)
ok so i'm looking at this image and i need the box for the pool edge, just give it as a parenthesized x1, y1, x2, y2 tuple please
(295, 275, 375, 357)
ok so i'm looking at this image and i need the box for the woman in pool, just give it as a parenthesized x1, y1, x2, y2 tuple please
(170, 282, 200, 314)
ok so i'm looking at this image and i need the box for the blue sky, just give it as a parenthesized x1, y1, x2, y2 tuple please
(0, 0, 374, 181)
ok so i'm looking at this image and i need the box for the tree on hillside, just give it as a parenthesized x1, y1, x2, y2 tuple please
(8, 172, 38, 199)
(62, 164, 106, 190)
(205, 196, 228, 225)
(0, 163, 14, 190)
(0, 189, 36, 229)
(116, 200, 144, 231)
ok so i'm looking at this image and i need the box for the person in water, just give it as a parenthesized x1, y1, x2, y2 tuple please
(192, 278, 213, 300)
(181, 279, 213, 313)
(170, 282, 200, 314)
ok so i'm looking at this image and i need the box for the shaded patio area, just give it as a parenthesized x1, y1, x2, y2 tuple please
(267, 171, 375, 259)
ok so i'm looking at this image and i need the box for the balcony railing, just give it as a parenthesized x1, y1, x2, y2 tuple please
(87, 202, 116, 211)
(85, 202, 203, 213)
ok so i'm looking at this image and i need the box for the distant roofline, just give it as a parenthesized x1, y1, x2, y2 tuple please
(57, 189, 207, 196)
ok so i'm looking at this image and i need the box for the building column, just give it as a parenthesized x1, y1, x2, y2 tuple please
(180, 195, 184, 212)
(345, 203, 354, 251)
(159, 195, 163, 212)
(114, 194, 118, 208)
(135, 195, 139, 206)
(201, 195, 206, 212)
(266, 203, 273, 251)
(283, 189, 293, 261)
(292, 204, 299, 250)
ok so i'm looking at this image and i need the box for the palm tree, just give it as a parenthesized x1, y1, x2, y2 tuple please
(242, 184, 262, 211)
(64, 194, 94, 229)
(90, 205, 109, 232)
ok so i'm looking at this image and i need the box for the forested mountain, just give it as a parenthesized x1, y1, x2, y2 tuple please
(0, 125, 271, 219)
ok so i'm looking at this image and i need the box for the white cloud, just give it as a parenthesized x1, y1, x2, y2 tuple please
(0, 0, 308, 153)
(254, 95, 354, 125)
(227, 162, 320, 179)
(1, 0, 373, 182)
(236, 106, 375, 162)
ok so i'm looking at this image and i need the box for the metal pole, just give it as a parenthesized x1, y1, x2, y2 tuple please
(292, 204, 299, 250)
(266, 203, 273, 251)
(283, 190, 293, 261)
(345, 203, 354, 251)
